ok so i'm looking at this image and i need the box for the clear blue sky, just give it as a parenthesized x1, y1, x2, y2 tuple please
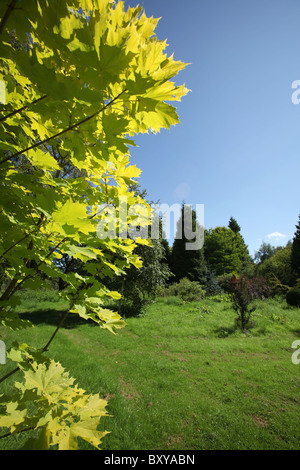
(125, 0, 300, 257)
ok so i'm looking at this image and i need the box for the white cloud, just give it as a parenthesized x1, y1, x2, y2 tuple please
(266, 232, 286, 240)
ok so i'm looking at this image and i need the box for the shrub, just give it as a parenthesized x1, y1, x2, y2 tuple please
(223, 275, 272, 300)
(286, 288, 300, 307)
(159, 278, 206, 301)
(177, 278, 206, 302)
(226, 277, 255, 331)
(268, 274, 290, 296)
(224, 275, 271, 331)
(157, 283, 179, 298)
(203, 267, 223, 295)
(245, 276, 272, 299)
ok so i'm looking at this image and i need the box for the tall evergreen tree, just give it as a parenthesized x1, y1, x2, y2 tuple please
(228, 217, 241, 234)
(291, 214, 300, 277)
(170, 204, 206, 282)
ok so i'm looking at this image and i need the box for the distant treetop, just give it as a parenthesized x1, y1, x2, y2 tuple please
(228, 217, 241, 234)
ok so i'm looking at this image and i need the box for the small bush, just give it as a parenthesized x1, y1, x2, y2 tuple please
(203, 267, 223, 296)
(224, 276, 273, 331)
(224, 276, 260, 331)
(247, 276, 272, 299)
(286, 288, 300, 307)
(118, 293, 153, 317)
(177, 278, 206, 302)
(159, 278, 206, 302)
(223, 275, 272, 300)
(159, 283, 180, 297)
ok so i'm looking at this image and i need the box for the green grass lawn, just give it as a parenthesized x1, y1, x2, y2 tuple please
(0, 291, 299, 450)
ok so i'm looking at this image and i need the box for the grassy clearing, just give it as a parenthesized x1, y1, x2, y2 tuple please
(0, 291, 299, 450)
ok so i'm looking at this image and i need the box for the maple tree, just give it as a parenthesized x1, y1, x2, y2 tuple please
(0, 0, 189, 449)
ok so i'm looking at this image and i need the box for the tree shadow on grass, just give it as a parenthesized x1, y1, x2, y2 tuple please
(213, 324, 238, 338)
(290, 328, 300, 337)
(19, 308, 98, 330)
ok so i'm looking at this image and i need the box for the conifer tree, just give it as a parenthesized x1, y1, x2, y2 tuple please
(170, 204, 206, 283)
(228, 217, 241, 234)
(291, 214, 300, 278)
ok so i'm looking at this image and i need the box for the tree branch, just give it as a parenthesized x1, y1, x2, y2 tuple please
(8, 237, 67, 298)
(0, 95, 47, 123)
(0, 0, 18, 35)
(0, 365, 20, 385)
(42, 309, 71, 352)
(0, 425, 39, 440)
(0, 304, 73, 386)
(0, 227, 39, 261)
(0, 90, 127, 165)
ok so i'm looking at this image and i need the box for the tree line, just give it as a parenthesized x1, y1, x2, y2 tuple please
(55, 197, 300, 316)
(111, 206, 300, 315)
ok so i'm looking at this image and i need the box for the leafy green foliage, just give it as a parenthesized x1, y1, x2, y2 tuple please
(104, 185, 173, 316)
(204, 226, 252, 276)
(116, 239, 172, 317)
(0, 343, 108, 449)
(161, 277, 206, 303)
(224, 276, 271, 331)
(254, 241, 277, 264)
(256, 242, 294, 288)
(177, 278, 206, 302)
(208, 293, 231, 303)
(202, 266, 223, 295)
(0, 0, 188, 448)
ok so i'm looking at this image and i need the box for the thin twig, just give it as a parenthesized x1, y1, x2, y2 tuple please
(0, 95, 47, 123)
(0, 425, 39, 440)
(0, 366, 20, 385)
(0, 0, 18, 35)
(0, 227, 38, 260)
(0, 90, 127, 165)
(8, 237, 67, 298)
(0, 304, 73, 385)
(42, 309, 71, 352)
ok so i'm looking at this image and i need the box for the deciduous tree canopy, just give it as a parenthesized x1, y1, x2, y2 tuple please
(0, 0, 189, 449)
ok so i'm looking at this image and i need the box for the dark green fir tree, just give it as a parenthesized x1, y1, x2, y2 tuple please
(228, 217, 241, 234)
(170, 204, 206, 283)
(291, 214, 300, 278)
